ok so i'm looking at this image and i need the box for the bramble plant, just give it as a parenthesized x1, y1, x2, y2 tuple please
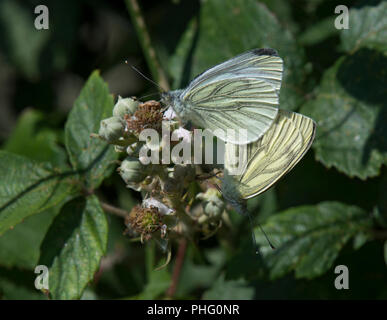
(98, 96, 228, 256)
(0, 0, 386, 300)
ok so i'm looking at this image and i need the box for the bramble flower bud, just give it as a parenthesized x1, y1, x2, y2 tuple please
(196, 188, 225, 220)
(113, 96, 139, 117)
(98, 116, 124, 143)
(126, 142, 142, 156)
(118, 156, 148, 184)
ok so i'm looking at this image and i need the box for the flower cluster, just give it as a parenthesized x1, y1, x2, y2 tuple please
(97, 96, 228, 254)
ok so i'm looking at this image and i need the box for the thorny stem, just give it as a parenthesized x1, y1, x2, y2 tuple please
(100, 202, 129, 219)
(125, 0, 170, 91)
(166, 238, 187, 298)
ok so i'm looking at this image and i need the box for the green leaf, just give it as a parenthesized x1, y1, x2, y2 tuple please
(2, 109, 67, 167)
(0, 151, 76, 235)
(259, 0, 299, 35)
(131, 268, 171, 300)
(39, 195, 108, 300)
(168, 0, 306, 110)
(300, 50, 387, 179)
(202, 274, 254, 300)
(341, 1, 387, 53)
(0, 206, 59, 269)
(255, 202, 372, 279)
(65, 70, 118, 189)
(299, 16, 338, 46)
(176, 247, 225, 297)
(352, 231, 371, 250)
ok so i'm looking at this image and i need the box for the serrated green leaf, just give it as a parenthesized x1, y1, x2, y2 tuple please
(39, 195, 108, 300)
(300, 50, 387, 179)
(0, 151, 76, 235)
(65, 70, 118, 189)
(255, 202, 372, 279)
(202, 274, 254, 300)
(0, 206, 59, 269)
(168, 0, 306, 110)
(341, 1, 387, 53)
(3, 109, 67, 167)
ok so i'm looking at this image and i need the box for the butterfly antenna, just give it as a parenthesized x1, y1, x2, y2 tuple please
(138, 91, 161, 100)
(257, 220, 276, 250)
(246, 211, 276, 255)
(127, 63, 164, 92)
(246, 211, 260, 255)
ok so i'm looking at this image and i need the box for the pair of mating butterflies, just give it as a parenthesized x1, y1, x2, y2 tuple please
(161, 49, 316, 249)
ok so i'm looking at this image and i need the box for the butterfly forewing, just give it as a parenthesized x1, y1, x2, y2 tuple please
(186, 49, 283, 94)
(175, 49, 284, 144)
(183, 77, 280, 143)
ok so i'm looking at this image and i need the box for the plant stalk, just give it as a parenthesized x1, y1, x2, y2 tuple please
(125, 0, 170, 91)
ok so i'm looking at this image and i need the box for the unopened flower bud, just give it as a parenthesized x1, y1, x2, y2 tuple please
(127, 142, 143, 157)
(99, 116, 124, 143)
(113, 96, 139, 117)
(196, 188, 225, 219)
(118, 156, 148, 184)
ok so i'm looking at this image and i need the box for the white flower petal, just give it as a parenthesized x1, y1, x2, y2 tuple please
(142, 198, 175, 215)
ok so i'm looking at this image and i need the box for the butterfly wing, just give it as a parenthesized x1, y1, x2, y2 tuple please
(223, 109, 316, 200)
(179, 49, 283, 144)
(187, 49, 283, 95)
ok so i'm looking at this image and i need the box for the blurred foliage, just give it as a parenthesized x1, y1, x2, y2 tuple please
(0, 0, 386, 300)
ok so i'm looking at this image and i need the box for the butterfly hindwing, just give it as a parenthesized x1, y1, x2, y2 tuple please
(223, 109, 316, 201)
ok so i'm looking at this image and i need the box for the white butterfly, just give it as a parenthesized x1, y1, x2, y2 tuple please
(162, 49, 283, 144)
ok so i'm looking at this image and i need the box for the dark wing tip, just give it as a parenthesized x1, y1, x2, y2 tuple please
(252, 48, 279, 57)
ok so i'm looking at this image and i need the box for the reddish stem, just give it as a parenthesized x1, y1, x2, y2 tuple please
(166, 238, 187, 298)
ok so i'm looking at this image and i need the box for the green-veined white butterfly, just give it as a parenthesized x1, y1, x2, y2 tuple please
(221, 109, 316, 251)
(161, 48, 283, 144)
